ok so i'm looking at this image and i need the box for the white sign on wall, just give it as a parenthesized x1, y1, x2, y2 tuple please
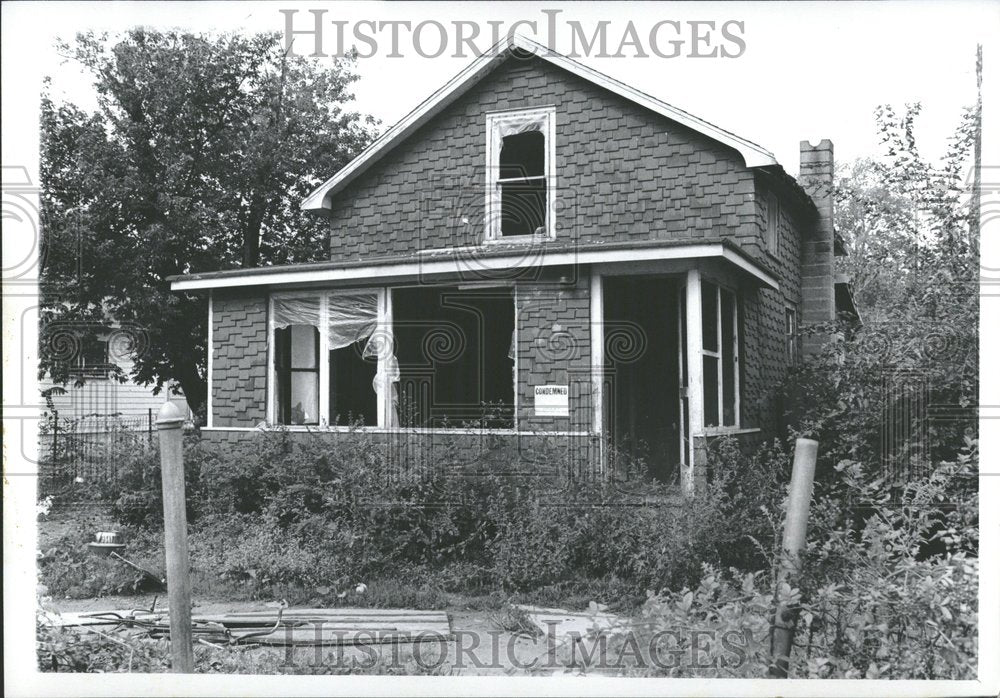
(534, 385, 569, 417)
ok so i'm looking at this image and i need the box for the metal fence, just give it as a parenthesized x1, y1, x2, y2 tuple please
(38, 409, 156, 493)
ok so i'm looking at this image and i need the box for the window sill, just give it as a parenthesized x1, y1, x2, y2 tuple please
(481, 234, 555, 245)
(694, 427, 761, 437)
(203, 425, 593, 437)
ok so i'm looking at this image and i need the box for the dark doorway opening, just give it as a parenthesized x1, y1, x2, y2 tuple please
(603, 276, 683, 483)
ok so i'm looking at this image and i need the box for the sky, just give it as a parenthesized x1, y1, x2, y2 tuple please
(5, 0, 997, 177)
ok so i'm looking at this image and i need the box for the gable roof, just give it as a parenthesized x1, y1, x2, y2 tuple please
(302, 34, 779, 213)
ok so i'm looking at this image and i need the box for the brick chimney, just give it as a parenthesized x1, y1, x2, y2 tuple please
(798, 140, 836, 355)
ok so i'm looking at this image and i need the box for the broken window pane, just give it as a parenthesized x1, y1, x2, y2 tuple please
(392, 286, 515, 428)
(329, 340, 378, 426)
(721, 289, 736, 426)
(70, 334, 111, 377)
(496, 129, 546, 237)
(703, 355, 719, 428)
(499, 131, 544, 178)
(500, 179, 546, 237)
(701, 281, 718, 352)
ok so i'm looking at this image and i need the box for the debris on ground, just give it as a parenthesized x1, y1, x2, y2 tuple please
(41, 604, 453, 647)
(512, 603, 622, 640)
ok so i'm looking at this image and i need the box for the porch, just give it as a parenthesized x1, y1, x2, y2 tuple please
(171, 239, 777, 491)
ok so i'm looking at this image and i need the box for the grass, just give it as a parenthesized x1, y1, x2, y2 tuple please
(39, 505, 648, 613)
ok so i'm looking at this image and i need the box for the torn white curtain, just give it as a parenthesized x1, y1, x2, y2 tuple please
(272, 292, 378, 351)
(272, 295, 320, 330)
(272, 292, 400, 425)
(494, 113, 548, 139)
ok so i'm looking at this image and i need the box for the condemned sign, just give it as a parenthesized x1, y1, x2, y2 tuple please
(534, 385, 569, 417)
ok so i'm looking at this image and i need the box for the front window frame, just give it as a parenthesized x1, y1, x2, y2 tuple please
(484, 106, 557, 242)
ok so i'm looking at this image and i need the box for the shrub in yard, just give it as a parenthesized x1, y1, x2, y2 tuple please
(96, 427, 795, 601)
(609, 438, 979, 678)
(790, 439, 978, 679)
(606, 565, 774, 677)
(109, 433, 206, 528)
(38, 527, 164, 599)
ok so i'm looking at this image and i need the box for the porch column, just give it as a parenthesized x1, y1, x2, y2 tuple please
(589, 271, 605, 473)
(376, 288, 391, 428)
(684, 268, 704, 495)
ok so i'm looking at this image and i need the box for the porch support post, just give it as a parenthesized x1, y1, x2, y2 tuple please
(318, 293, 330, 426)
(376, 288, 392, 428)
(684, 268, 704, 496)
(589, 269, 604, 474)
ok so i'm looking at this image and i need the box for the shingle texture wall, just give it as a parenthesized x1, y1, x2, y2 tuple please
(326, 54, 759, 260)
(739, 175, 809, 432)
(212, 293, 268, 427)
(515, 273, 593, 432)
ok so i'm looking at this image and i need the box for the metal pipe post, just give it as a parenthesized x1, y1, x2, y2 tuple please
(769, 437, 819, 678)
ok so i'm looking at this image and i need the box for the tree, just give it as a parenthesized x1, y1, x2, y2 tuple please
(787, 96, 979, 472)
(40, 30, 377, 413)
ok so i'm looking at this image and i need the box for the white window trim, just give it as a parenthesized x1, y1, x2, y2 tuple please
(484, 106, 557, 243)
(698, 278, 741, 431)
(268, 289, 383, 429)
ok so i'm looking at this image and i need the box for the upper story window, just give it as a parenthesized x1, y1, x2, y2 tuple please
(766, 191, 780, 254)
(485, 107, 556, 241)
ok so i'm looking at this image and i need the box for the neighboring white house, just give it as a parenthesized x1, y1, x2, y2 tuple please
(40, 326, 191, 432)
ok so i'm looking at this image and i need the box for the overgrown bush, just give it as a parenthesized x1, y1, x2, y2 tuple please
(607, 439, 979, 679)
(81, 427, 771, 603)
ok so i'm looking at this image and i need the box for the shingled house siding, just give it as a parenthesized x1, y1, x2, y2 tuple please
(515, 274, 593, 433)
(325, 56, 759, 262)
(738, 176, 807, 432)
(212, 293, 268, 427)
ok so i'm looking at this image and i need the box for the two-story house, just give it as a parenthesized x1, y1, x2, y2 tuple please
(168, 35, 855, 491)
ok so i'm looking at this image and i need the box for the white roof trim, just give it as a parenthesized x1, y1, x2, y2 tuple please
(170, 243, 779, 292)
(302, 34, 778, 213)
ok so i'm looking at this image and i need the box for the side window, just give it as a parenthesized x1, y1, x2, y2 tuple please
(766, 191, 779, 254)
(486, 107, 555, 240)
(785, 305, 799, 366)
(701, 281, 741, 428)
(71, 335, 111, 378)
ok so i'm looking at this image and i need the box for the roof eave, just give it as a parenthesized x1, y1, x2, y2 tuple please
(169, 240, 779, 293)
(302, 33, 779, 214)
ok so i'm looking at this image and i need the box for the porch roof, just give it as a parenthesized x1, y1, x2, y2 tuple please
(167, 238, 779, 293)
